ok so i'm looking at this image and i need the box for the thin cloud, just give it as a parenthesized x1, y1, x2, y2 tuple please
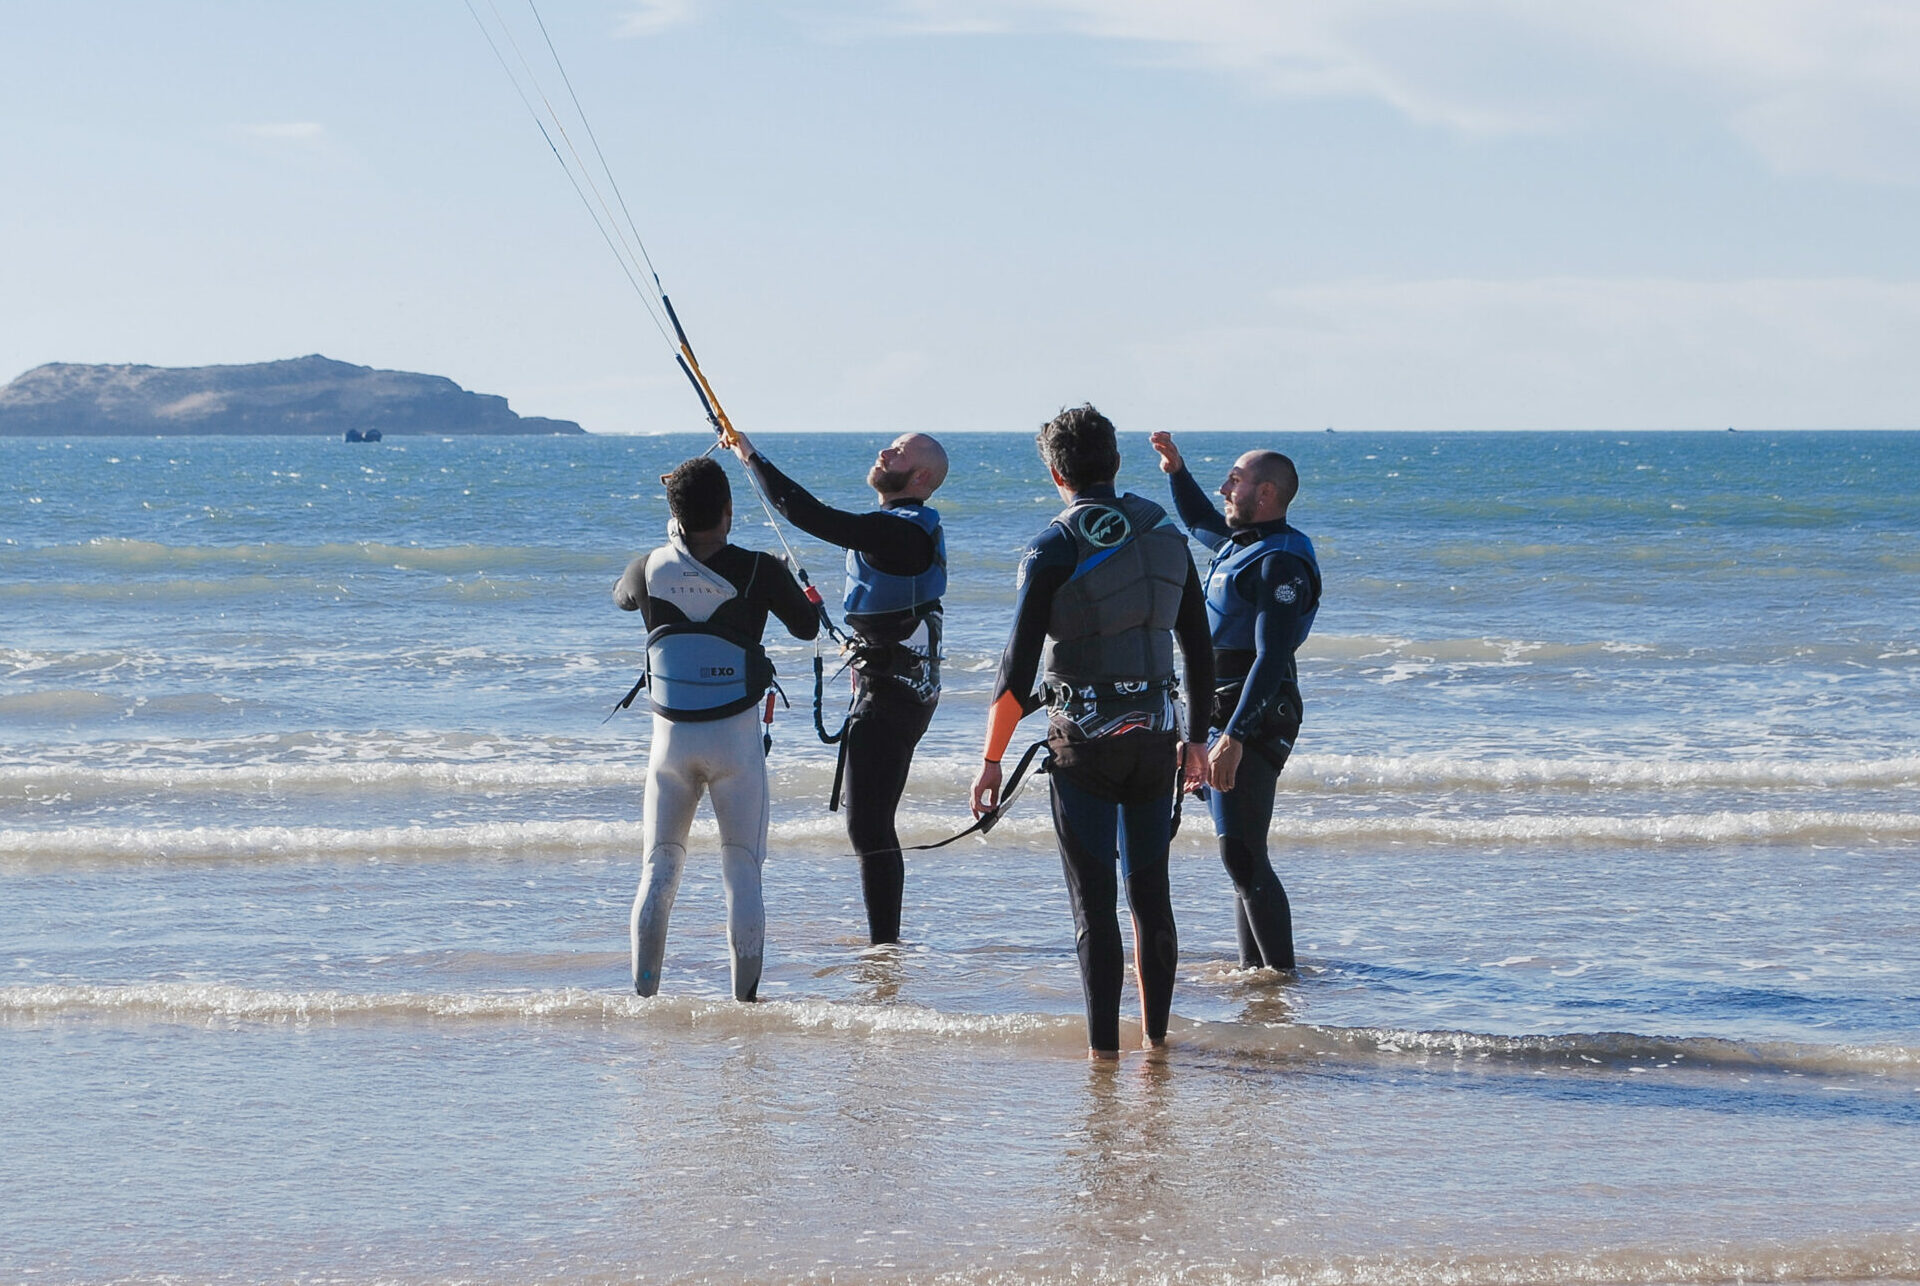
(886, 0, 1920, 183)
(618, 0, 695, 38)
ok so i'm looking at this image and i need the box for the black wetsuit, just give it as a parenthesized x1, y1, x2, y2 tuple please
(1167, 465, 1321, 970)
(746, 453, 940, 945)
(988, 485, 1212, 1053)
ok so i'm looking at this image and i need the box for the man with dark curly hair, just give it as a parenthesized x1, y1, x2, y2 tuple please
(971, 405, 1213, 1059)
(613, 456, 818, 1001)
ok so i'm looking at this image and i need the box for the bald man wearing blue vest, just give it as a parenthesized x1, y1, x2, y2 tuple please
(1151, 431, 1322, 973)
(731, 430, 949, 946)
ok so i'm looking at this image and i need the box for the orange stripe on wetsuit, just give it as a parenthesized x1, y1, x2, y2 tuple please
(983, 690, 1026, 763)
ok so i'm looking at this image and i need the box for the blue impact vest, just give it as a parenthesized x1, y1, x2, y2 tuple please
(645, 622, 774, 722)
(1205, 527, 1321, 654)
(843, 503, 946, 617)
(640, 541, 776, 722)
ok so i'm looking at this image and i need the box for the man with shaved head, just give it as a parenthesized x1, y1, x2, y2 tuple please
(733, 430, 949, 945)
(1150, 432, 1322, 972)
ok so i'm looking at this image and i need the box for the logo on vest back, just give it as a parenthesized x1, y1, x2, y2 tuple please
(1075, 505, 1131, 549)
(700, 666, 737, 678)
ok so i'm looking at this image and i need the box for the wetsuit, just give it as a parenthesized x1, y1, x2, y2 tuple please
(746, 452, 943, 945)
(1167, 465, 1322, 970)
(984, 486, 1213, 1053)
(614, 535, 818, 999)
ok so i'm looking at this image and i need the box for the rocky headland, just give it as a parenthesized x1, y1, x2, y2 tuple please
(0, 355, 585, 436)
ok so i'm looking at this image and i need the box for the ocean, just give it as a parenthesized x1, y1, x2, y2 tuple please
(3, 429, 1917, 1284)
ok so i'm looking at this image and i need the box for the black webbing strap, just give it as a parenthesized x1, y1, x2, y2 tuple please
(902, 738, 1050, 853)
(1170, 753, 1186, 839)
(828, 735, 850, 813)
(602, 673, 647, 725)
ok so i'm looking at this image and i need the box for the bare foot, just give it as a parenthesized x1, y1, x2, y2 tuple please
(1089, 1048, 1120, 1062)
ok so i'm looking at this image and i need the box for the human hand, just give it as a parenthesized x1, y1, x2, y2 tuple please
(970, 760, 1004, 819)
(1148, 431, 1184, 475)
(1180, 740, 1210, 793)
(728, 431, 756, 464)
(1208, 735, 1242, 793)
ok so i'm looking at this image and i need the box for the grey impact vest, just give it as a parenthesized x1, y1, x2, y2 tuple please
(1041, 493, 1190, 723)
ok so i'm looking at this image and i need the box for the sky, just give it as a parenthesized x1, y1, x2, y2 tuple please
(4, 0, 1919, 433)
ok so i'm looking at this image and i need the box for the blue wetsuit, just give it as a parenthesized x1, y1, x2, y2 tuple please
(988, 485, 1213, 1052)
(1167, 465, 1321, 970)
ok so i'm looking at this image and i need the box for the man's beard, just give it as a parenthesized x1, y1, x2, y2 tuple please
(869, 465, 913, 495)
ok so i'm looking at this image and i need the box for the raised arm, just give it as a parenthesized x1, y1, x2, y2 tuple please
(1167, 466, 1234, 552)
(1149, 431, 1232, 551)
(741, 446, 935, 576)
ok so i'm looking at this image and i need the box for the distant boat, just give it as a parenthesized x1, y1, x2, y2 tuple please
(344, 428, 383, 442)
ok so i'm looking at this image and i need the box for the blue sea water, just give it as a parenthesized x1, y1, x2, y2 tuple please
(3, 430, 1918, 1283)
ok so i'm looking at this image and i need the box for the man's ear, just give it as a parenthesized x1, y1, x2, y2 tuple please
(1048, 465, 1068, 487)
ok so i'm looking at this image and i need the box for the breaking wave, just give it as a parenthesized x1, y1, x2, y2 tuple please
(6, 808, 1917, 866)
(5, 750, 1919, 798)
(7, 983, 1914, 1082)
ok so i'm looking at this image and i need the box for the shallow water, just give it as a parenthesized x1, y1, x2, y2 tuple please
(4, 430, 1918, 1282)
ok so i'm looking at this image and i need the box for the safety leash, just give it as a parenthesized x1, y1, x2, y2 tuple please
(813, 653, 852, 746)
(898, 739, 1050, 852)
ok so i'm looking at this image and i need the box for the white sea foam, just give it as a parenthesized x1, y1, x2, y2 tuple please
(6, 751, 1919, 797)
(6, 808, 1917, 866)
(0, 757, 632, 792)
(0, 818, 652, 862)
(1285, 752, 1920, 791)
(1306, 631, 1920, 673)
(0, 982, 1072, 1044)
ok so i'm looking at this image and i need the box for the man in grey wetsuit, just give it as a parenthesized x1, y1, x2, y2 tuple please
(1150, 432, 1322, 971)
(613, 456, 819, 1000)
